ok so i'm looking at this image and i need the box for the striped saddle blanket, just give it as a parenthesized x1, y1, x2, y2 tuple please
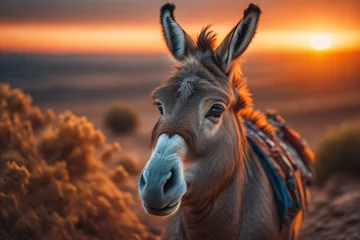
(244, 109, 314, 229)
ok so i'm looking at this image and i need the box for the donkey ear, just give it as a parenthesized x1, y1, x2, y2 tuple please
(214, 4, 261, 71)
(160, 3, 196, 61)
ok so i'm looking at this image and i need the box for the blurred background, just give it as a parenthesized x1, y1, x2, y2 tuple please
(1, 0, 360, 151)
(1, 0, 360, 239)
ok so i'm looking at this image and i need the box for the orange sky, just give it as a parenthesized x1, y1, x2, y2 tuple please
(1, 0, 360, 54)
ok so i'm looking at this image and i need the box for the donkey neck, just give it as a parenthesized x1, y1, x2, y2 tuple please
(172, 163, 244, 240)
(167, 145, 280, 240)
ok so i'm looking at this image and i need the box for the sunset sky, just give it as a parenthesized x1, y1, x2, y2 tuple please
(1, 0, 360, 53)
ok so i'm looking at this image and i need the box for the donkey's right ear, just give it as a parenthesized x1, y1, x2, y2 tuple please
(214, 4, 261, 72)
(160, 3, 196, 61)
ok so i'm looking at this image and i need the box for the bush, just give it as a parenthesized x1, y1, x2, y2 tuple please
(314, 121, 360, 185)
(0, 84, 157, 240)
(104, 106, 139, 134)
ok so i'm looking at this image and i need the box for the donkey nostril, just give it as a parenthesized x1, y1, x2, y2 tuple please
(139, 172, 146, 191)
(164, 169, 177, 193)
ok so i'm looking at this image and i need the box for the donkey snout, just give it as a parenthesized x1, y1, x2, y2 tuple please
(139, 133, 187, 216)
(138, 156, 186, 216)
(139, 169, 173, 205)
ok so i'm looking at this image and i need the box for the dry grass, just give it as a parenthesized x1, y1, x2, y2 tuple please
(314, 121, 360, 185)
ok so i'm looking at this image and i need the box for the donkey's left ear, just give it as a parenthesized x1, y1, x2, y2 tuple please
(160, 3, 196, 61)
(214, 4, 261, 71)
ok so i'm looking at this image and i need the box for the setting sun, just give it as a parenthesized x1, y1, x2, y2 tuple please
(311, 34, 331, 50)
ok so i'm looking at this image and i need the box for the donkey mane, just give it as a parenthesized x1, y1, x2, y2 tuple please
(239, 108, 276, 139)
(196, 26, 217, 53)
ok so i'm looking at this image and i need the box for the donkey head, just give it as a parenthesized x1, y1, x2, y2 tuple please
(139, 3, 261, 216)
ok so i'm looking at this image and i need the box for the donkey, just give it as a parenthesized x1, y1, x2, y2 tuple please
(139, 3, 310, 240)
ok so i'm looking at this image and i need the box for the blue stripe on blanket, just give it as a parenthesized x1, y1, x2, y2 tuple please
(247, 136, 294, 231)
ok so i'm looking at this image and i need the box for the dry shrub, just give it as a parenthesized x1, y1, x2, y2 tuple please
(104, 106, 139, 134)
(0, 85, 55, 131)
(0, 84, 158, 240)
(314, 121, 360, 185)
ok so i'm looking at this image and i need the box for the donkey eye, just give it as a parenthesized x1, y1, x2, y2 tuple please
(157, 103, 164, 115)
(206, 104, 225, 119)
